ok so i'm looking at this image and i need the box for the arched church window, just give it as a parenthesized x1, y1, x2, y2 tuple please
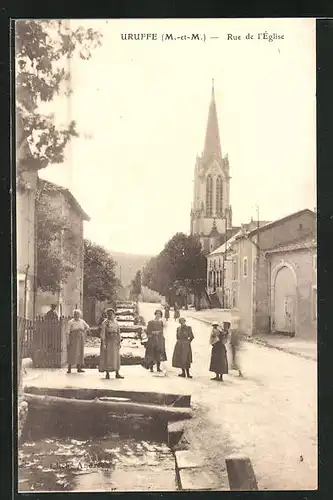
(206, 175, 213, 217)
(216, 176, 223, 216)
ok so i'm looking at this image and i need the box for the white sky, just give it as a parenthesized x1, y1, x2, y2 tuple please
(38, 18, 316, 255)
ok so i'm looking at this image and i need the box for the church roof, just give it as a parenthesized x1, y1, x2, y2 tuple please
(202, 80, 222, 163)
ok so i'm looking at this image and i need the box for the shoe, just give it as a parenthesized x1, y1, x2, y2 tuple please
(116, 373, 124, 379)
(178, 373, 185, 377)
(150, 367, 154, 373)
(77, 369, 85, 373)
(66, 369, 71, 374)
(187, 375, 193, 379)
(157, 368, 162, 373)
(211, 376, 219, 381)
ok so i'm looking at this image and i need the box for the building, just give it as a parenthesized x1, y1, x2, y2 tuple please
(35, 179, 90, 317)
(225, 209, 317, 338)
(190, 81, 238, 254)
(16, 169, 38, 319)
(207, 219, 270, 308)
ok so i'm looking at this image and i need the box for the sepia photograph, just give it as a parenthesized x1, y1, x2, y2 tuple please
(16, 18, 317, 492)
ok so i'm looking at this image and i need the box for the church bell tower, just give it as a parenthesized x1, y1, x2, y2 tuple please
(190, 80, 232, 254)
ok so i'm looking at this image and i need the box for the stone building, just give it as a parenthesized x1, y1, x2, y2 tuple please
(224, 208, 317, 338)
(35, 179, 90, 317)
(190, 81, 238, 254)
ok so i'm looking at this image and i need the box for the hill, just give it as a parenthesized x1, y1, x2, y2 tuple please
(109, 251, 153, 287)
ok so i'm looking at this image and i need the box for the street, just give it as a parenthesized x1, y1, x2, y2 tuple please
(140, 302, 317, 491)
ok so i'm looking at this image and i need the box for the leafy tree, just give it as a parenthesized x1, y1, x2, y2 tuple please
(36, 184, 79, 292)
(16, 20, 102, 174)
(83, 239, 119, 302)
(130, 270, 142, 299)
(143, 233, 207, 307)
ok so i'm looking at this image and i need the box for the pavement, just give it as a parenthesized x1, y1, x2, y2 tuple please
(185, 308, 317, 361)
(141, 302, 318, 491)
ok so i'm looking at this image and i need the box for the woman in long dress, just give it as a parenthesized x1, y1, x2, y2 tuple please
(173, 304, 180, 321)
(143, 309, 167, 373)
(99, 308, 124, 380)
(209, 322, 229, 381)
(172, 317, 194, 378)
(66, 309, 89, 374)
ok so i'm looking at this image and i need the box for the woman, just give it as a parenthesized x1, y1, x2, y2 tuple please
(172, 317, 194, 378)
(209, 321, 229, 381)
(164, 304, 170, 321)
(143, 309, 167, 373)
(66, 309, 89, 374)
(173, 304, 180, 321)
(99, 308, 124, 380)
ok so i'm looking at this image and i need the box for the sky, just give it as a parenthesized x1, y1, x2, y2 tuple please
(37, 18, 316, 256)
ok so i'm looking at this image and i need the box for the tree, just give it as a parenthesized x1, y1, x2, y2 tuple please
(83, 239, 119, 303)
(130, 270, 142, 300)
(143, 233, 207, 307)
(36, 184, 79, 292)
(16, 20, 102, 174)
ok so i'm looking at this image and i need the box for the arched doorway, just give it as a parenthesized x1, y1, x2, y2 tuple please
(273, 265, 297, 335)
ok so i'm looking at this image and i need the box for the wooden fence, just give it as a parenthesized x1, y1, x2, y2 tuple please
(17, 316, 70, 368)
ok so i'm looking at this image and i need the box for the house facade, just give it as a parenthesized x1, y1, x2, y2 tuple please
(16, 170, 38, 319)
(224, 209, 317, 338)
(35, 179, 90, 317)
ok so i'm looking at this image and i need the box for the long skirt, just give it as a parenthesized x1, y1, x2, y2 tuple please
(209, 342, 228, 374)
(172, 340, 192, 369)
(99, 338, 120, 372)
(67, 330, 85, 366)
(143, 334, 167, 368)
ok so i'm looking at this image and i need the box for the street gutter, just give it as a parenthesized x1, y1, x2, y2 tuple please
(185, 314, 317, 362)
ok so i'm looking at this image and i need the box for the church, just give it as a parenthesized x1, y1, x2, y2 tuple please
(190, 81, 239, 254)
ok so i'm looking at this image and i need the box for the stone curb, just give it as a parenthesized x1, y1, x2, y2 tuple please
(186, 315, 316, 362)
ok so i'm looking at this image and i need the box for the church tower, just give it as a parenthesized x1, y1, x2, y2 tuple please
(190, 81, 232, 254)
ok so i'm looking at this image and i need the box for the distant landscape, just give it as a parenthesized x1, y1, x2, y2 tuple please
(109, 251, 153, 287)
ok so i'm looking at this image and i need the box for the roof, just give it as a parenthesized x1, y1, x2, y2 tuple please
(202, 80, 222, 162)
(247, 209, 316, 237)
(264, 235, 317, 255)
(38, 178, 90, 221)
(208, 229, 242, 256)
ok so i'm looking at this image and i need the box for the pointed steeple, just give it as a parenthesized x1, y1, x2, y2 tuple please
(203, 79, 222, 162)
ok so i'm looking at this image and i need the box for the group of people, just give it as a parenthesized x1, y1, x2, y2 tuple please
(164, 303, 180, 322)
(64, 307, 242, 381)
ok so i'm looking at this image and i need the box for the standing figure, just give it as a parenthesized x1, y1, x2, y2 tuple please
(209, 321, 228, 381)
(45, 304, 58, 320)
(164, 304, 170, 321)
(173, 304, 180, 321)
(143, 309, 167, 373)
(66, 309, 89, 374)
(229, 327, 243, 377)
(172, 318, 194, 378)
(99, 308, 124, 380)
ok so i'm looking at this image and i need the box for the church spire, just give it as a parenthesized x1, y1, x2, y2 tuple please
(203, 79, 222, 162)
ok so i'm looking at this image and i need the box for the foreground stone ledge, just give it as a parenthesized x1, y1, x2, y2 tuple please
(178, 467, 222, 491)
(175, 450, 205, 469)
(225, 455, 258, 491)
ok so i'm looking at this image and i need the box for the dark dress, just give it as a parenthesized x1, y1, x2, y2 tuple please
(143, 319, 167, 368)
(209, 329, 228, 374)
(164, 307, 170, 320)
(172, 325, 194, 369)
(174, 307, 180, 320)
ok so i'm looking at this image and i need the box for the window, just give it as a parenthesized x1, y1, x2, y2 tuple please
(232, 289, 237, 308)
(206, 175, 213, 217)
(243, 257, 248, 277)
(232, 260, 237, 281)
(216, 176, 223, 216)
(313, 287, 317, 320)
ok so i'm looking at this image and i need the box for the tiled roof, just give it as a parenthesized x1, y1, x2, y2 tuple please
(38, 178, 90, 221)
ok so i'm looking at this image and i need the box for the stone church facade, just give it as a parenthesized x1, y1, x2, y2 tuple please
(190, 81, 235, 254)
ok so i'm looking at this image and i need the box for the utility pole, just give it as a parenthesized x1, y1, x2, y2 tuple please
(221, 215, 228, 309)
